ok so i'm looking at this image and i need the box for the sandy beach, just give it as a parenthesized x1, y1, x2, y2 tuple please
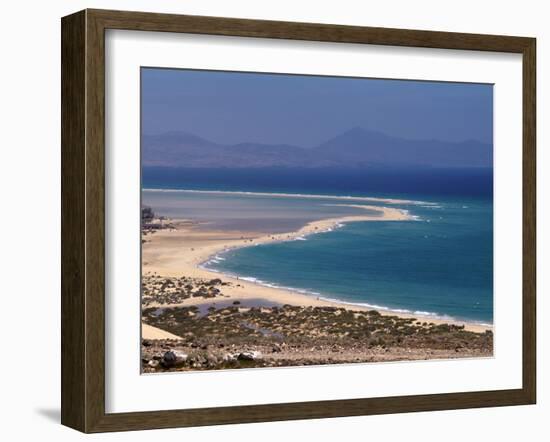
(142, 205, 490, 333)
(142, 323, 183, 340)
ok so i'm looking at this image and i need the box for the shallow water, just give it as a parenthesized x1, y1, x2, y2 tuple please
(142, 189, 383, 232)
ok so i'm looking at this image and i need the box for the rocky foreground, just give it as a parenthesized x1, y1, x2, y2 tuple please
(141, 279, 493, 372)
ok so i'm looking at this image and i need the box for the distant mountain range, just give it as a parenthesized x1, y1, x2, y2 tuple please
(142, 127, 492, 169)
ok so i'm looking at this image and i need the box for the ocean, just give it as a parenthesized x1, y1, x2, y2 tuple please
(142, 167, 493, 324)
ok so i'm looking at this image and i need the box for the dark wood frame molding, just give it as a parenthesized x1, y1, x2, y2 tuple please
(61, 9, 536, 433)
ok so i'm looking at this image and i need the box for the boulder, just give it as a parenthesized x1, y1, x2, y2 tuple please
(161, 350, 188, 368)
(205, 353, 219, 366)
(237, 351, 263, 361)
(223, 353, 237, 363)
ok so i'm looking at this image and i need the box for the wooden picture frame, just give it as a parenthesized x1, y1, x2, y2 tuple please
(61, 8, 536, 433)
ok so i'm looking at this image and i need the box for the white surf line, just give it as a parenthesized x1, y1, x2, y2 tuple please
(142, 187, 438, 206)
(199, 205, 412, 273)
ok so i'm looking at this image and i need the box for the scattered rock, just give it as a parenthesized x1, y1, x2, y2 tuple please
(142, 303, 493, 370)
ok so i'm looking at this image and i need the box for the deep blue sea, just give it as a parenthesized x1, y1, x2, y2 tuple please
(142, 167, 493, 324)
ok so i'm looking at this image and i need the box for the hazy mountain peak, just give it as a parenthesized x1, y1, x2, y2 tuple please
(142, 128, 492, 169)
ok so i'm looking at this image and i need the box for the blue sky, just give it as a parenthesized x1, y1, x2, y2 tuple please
(141, 68, 493, 146)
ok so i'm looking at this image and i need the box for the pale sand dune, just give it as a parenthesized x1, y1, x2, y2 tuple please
(142, 323, 182, 340)
(142, 205, 491, 333)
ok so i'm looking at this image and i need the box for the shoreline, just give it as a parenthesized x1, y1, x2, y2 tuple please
(142, 205, 492, 333)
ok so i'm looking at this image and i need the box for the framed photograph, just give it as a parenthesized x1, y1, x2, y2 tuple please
(61, 9, 536, 433)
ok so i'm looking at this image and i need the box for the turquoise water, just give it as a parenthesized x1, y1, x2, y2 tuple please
(143, 189, 493, 324)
